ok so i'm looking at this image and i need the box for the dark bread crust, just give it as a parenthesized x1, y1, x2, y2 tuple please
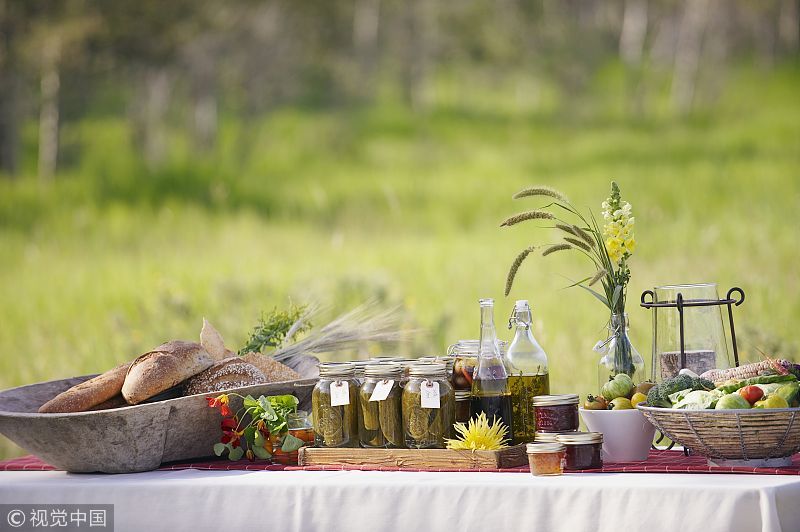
(184, 357, 266, 395)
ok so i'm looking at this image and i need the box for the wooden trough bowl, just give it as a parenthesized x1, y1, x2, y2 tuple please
(0, 356, 318, 473)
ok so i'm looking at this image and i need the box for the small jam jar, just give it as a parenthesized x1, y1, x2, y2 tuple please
(526, 443, 566, 476)
(556, 432, 603, 470)
(532, 394, 579, 433)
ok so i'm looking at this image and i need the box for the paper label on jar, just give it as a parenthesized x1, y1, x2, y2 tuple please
(420, 381, 441, 409)
(369, 379, 395, 402)
(330, 381, 350, 406)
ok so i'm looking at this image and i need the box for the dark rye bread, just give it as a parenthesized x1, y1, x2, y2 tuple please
(184, 357, 266, 395)
(122, 341, 214, 405)
(38, 362, 132, 413)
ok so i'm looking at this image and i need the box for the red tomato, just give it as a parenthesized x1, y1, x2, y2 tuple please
(738, 385, 764, 405)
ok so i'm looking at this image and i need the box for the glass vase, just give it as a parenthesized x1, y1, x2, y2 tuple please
(596, 312, 645, 390)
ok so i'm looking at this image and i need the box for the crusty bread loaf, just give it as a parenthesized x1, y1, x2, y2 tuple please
(87, 394, 129, 411)
(122, 341, 214, 404)
(241, 353, 301, 382)
(38, 362, 132, 413)
(184, 357, 266, 395)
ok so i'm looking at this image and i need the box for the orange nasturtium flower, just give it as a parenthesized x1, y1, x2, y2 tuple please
(206, 394, 232, 417)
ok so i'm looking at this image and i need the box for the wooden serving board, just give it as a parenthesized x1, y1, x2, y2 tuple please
(298, 444, 527, 470)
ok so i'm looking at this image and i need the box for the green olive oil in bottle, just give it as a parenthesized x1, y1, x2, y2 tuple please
(506, 300, 550, 444)
(470, 298, 514, 439)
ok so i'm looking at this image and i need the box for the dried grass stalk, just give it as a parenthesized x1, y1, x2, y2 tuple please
(512, 186, 568, 203)
(271, 303, 408, 367)
(570, 225, 595, 246)
(500, 210, 555, 227)
(505, 246, 536, 296)
(564, 237, 591, 252)
(588, 269, 607, 286)
(542, 243, 571, 256)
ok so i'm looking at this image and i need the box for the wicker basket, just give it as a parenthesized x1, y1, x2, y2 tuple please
(638, 405, 800, 466)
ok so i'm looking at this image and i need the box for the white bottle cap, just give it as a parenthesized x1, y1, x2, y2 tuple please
(515, 300, 529, 311)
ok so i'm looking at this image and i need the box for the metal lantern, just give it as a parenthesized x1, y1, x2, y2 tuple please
(640, 283, 744, 382)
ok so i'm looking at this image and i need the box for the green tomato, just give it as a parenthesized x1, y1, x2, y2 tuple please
(601, 373, 635, 401)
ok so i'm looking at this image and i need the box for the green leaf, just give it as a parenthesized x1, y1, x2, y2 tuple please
(254, 429, 265, 447)
(228, 446, 244, 461)
(252, 445, 271, 459)
(243, 426, 257, 446)
(611, 285, 623, 309)
(243, 395, 259, 409)
(258, 397, 278, 420)
(577, 284, 611, 308)
(562, 276, 592, 289)
(213, 443, 227, 457)
(281, 433, 305, 452)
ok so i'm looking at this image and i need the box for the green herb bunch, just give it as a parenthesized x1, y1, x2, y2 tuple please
(239, 304, 312, 356)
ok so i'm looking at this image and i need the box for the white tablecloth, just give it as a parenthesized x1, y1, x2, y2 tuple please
(2, 469, 800, 532)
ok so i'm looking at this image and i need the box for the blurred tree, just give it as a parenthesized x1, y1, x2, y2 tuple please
(23, 0, 99, 181)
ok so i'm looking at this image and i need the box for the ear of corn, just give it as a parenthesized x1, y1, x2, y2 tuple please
(700, 359, 789, 384)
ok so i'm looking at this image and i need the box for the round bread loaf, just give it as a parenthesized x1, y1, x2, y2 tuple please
(122, 341, 214, 404)
(184, 357, 266, 395)
(38, 362, 132, 413)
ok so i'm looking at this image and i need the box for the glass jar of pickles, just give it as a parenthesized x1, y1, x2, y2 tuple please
(402, 363, 455, 448)
(312, 362, 359, 448)
(359, 363, 404, 448)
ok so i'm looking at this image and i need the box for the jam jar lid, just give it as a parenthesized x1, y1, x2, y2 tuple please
(318, 362, 356, 377)
(409, 362, 448, 378)
(534, 431, 575, 443)
(526, 442, 566, 454)
(532, 394, 580, 406)
(556, 432, 603, 444)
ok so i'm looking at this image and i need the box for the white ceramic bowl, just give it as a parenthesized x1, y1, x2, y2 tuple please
(579, 407, 656, 463)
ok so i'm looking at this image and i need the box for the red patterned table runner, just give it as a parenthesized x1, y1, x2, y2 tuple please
(3, 450, 800, 475)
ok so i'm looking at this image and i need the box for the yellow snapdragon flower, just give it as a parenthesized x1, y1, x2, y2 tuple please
(602, 193, 635, 265)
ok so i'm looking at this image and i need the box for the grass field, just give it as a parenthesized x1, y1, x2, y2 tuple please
(1, 64, 799, 459)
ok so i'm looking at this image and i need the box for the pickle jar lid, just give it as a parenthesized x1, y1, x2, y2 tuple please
(532, 394, 580, 406)
(454, 390, 472, 401)
(318, 362, 356, 378)
(409, 362, 448, 377)
(370, 356, 406, 363)
(556, 432, 603, 445)
(526, 442, 566, 454)
(364, 363, 402, 379)
(533, 431, 574, 443)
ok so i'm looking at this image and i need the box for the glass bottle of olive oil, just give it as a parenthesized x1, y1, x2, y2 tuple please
(471, 298, 514, 438)
(506, 300, 550, 444)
